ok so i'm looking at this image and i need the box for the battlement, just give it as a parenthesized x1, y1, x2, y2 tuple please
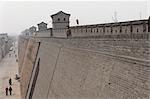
(21, 11, 150, 41)
(69, 19, 149, 40)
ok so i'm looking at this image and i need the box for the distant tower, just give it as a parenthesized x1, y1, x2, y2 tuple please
(29, 26, 36, 36)
(51, 11, 70, 37)
(37, 22, 47, 31)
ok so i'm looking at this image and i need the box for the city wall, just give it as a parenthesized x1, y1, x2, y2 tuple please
(18, 36, 40, 99)
(18, 36, 150, 99)
(18, 36, 30, 73)
(38, 37, 150, 60)
(35, 29, 52, 38)
(69, 20, 149, 39)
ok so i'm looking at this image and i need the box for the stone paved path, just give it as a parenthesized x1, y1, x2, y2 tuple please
(0, 42, 21, 99)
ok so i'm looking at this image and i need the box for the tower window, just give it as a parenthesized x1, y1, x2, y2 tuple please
(64, 18, 66, 21)
(58, 18, 60, 21)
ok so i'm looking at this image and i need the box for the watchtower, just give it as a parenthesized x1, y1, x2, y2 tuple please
(37, 22, 47, 31)
(51, 11, 70, 37)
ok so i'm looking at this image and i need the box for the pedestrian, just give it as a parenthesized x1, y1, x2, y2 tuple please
(9, 78, 12, 85)
(9, 86, 12, 95)
(5, 87, 8, 96)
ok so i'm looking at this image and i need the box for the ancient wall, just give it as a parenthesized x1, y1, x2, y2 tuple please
(25, 39, 150, 99)
(18, 36, 30, 74)
(19, 17, 150, 99)
(52, 28, 68, 38)
(26, 41, 62, 99)
(18, 36, 40, 99)
(70, 20, 149, 39)
(38, 37, 150, 60)
(35, 29, 51, 38)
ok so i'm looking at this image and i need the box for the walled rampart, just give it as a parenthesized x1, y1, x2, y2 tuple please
(35, 29, 52, 38)
(18, 36, 30, 73)
(23, 38, 150, 99)
(18, 36, 40, 99)
(69, 19, 149, 40)
(18, 13, 150, 99)
(38, 37, 150, 60)
(18, 35, 150, 99)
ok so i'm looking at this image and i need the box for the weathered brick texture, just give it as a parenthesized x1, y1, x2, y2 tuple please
(20, 38, 150, 99)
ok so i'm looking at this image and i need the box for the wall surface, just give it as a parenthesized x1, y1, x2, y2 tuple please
(18, 37, 40, 99)
(52, 29, 68, 37)
(18, 36, 30, 74)
(35, 29, 51, 38)
(39, 38, 150, 60)
(70, 20, 149, 39)
(21, 38, 150, 99)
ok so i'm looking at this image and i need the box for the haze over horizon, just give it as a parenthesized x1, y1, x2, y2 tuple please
(0, 1, 149, 36)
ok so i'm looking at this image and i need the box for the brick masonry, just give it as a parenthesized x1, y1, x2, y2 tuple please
(18, 36, 40, 99)
(18, 36, 150, 99)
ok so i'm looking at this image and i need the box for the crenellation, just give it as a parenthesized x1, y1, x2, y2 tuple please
(66, 19, 149, 40)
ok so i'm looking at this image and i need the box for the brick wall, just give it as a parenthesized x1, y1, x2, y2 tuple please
(18, 37, 40, 99)
(70, 20, 149, 40)
(26, 39, 150, 99)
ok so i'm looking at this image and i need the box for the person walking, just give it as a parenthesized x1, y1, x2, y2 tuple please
(9, 86, 12, 95)
(9, 78, 12, 85)
(5, 87, 8, 96)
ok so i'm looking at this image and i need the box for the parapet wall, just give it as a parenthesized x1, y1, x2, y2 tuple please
(28, 18, 150, 39)
(35, 29, 52, 38)
(69, 19, 149, 39)
(25, 39, 150, 99)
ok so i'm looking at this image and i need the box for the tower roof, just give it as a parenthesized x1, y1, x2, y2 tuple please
(37, 22, 47, 26)
(51, 11, 70, 18)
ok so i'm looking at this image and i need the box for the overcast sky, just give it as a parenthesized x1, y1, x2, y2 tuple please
(0, 0, 149, 36)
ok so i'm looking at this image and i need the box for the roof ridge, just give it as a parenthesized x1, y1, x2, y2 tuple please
(51, 11, 70, 17)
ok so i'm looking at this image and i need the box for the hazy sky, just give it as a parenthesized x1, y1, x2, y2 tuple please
(0, 0, 149, 35)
